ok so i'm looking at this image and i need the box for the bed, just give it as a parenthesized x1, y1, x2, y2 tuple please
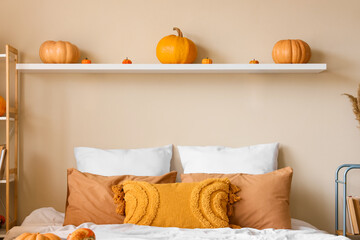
(4, 143, 350, 239)
(4, 208, 349, 240)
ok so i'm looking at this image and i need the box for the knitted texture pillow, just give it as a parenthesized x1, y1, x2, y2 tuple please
(112, 178, 240, 228)
(181, 167, 293, 229)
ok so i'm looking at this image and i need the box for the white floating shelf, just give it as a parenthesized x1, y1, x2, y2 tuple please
(0, 117, 14, 121)
(0, 53, 16, 62)
(16, 63, 326, 74)
(0, 54, 5, 63)
(0, 177, 15, 184)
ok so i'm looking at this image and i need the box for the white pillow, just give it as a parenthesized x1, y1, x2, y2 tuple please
(21, 207, 64, 226)
(74, 144, 172, 176)
(178, 143, 279, 174)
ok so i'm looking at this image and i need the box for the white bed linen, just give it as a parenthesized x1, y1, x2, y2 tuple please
(5, 208, 349, 240)
(178, 143, 279, 174)
(74, 145, 172, 176)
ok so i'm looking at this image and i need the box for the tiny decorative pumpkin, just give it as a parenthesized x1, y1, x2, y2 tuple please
(272, 39, 311, 64)
(81, 58, 91, 64)
(15, 232, 61, 240)
(39, 40, 80, 63)
(67, 228, 96, 240)
(122, 57, 132, 64)
(0, 215, 4, 226)
(202, 57, 213, 64)
(249, 59, 259, 64)
(156, 27, 197, 64)
(0, 96, 5, 116)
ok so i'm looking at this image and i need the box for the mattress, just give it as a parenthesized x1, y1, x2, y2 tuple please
(4, 207, 349, 240)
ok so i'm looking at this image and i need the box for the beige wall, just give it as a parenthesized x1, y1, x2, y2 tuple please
(1, 0, 360, 233)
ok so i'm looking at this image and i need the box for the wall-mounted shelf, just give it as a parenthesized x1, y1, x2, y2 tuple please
(0, 117, 14, 122)
(0, 177, 14, 184)
(1, 54, 16, 62)
(16, 63, 327, 74)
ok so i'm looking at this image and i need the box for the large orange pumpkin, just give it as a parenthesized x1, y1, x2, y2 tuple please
(156, 27, 197, 64)
(0, 96, 5, 116)
(39, 40, 80, 63)
(15, 232, 61, 240)
(272, 39, 311, 64)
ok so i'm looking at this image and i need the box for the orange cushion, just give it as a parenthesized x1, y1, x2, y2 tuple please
(64, 168, 177, 226)
(181, 167, 293, 229)
(112, 178, 240, 228)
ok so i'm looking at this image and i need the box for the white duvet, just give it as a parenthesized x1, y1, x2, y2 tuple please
(5, 208, 349, 240)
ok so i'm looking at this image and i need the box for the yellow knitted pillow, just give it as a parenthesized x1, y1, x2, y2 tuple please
(112, 178, 240, 229)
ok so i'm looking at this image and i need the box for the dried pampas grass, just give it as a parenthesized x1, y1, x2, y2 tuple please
(343, 83, 360, 127)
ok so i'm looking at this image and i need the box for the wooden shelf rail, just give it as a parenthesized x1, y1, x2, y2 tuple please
(4, 44, 19, 232)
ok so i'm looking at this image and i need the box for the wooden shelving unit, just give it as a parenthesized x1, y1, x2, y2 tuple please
(16, 63, 327, 74)
(0, 45, 19, 236)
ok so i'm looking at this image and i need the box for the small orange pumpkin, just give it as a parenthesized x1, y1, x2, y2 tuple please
(81, 58, 91, 64)
(67, 228, 95, 240)
(122, 58, 132, 64)
(249, 59, 259, 64)
(15, 232, 61, 240)
(202, 57, 213, 64)
(0, 215, 4, 226)
(156, 27, 197, 64)
(39, 40, 80, 63)
(272, 39, 311, 64)
(0, 96, 5, 116)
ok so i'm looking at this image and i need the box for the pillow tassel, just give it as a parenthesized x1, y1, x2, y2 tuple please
(116, 200, 126, 216)
(112, 184, 126, 216)
(227, 184, 241, 217)
(230, 224, 242, 229)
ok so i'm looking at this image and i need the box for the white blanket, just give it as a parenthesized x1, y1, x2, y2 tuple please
(4, 208, 349, 240)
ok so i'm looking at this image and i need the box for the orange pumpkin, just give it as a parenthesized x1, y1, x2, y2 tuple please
(202, 57, 213, 64)
(81, 58, 91, 64)
(67, 228, 95, 240)
(156, 27, 197, 64)
(15, 232, 61, 240)
(272, 39, 311, 64)
(249, 59, 259, 64)
(0, 215, 4, 226)
(39, 40, 80, 63)
(122, 57, 132, 64)
(0, 96, 5, 116)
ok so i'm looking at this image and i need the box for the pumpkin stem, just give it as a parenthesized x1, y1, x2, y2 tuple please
(173, 27, 183, 37)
